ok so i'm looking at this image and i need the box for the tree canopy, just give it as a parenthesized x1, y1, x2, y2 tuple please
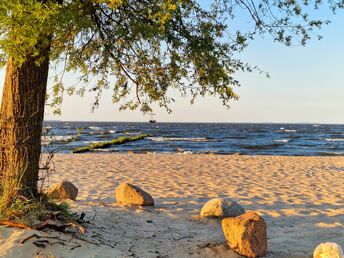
(0, 0, 342, 113)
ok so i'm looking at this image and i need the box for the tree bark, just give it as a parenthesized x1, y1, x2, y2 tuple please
(0, 53, 49, 197)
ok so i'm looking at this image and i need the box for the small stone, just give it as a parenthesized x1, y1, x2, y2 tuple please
(200, 198, 245, 218)
(115, 183, 154, 206)
(313, 242, 344, 258)
(35, 252, 55, 258)
(222, 211, 267, 258)
(47, 180, 78, 201)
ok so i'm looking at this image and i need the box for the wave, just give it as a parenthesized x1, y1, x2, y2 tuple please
(316, 151, 344, 156)
(40, 122, 344, 156)
(89, 126, 102, 131)
(83, 141, 103, 144)
(277, 129, 297, 133)
(241, 143, 283, 150)
(89, 131, 104, 135)
(178, 151, 193, 154)
(148, 137, 208, 142)
(325, 138, 344, 142)
(224, 136, 248, 140)
(94, 149, 113, 152)
(42, 135, 76, 145)
(86, 129, 117, 135)
(273, 139, 289, 143)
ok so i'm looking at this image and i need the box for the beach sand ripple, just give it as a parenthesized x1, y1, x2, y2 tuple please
(0, 154, 343, 257)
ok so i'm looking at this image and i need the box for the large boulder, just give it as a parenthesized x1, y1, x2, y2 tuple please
(47, 180, 78, 201)
(313, 242, 343, 258)
(115, 183, 154, 206)
(200, 198, 245, 218)
(222, 211, 267, 258)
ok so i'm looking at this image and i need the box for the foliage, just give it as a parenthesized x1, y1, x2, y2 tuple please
(0, 146, 72, 225)
(72, 133, 149, 153)
(0, 0, 343, 113)
(0, 193, 72, 226)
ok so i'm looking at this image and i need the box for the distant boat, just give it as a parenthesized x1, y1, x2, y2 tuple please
(149, 113, 157, 123)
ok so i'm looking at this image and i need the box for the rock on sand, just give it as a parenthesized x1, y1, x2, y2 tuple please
(47, 180, 78, 201)
(200, 198, 245, 218)
(115, 182, 154, 206)
(313, 242, 344, 258)
(222, 211, 267, 258)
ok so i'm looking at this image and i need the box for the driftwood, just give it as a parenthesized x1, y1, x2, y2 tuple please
(1, 212, 115, 250)
(20, 234, 66, 249)
(172, 235, 193, 241)
(0, 220, 32, 230)
(70, 243, 82, 250)
(20, 234, 62, 244)
(18, 232, 102, 249)
(33, 240, 49, 248)
(0, 215, 86, 234)
(34, 219, 86, 234)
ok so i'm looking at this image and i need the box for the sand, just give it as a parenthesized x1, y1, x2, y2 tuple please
(0, 154, 343, 257)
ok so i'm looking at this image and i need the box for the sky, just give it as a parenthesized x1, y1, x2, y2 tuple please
(0, 4, 343, 123)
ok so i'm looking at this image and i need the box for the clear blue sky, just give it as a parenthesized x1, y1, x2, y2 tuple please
(0, 5, 343, 123)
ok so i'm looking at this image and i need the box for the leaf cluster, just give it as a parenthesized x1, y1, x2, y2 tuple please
(0, 0, 342, 113)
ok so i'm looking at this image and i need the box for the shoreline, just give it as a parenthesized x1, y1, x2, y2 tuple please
(1, 154, 343, 257)
(66, 152, 344, 157)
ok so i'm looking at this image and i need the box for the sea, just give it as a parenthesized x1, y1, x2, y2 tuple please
(42, 122, 344, 156)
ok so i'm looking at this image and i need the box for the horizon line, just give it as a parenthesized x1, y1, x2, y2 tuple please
(44, 120, 344, 125)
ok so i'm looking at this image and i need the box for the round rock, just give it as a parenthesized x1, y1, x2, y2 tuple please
(47, 180, 78, 201)
(200, 198, 245, 218)
(313, 242, 343, 258)
(222, 211, 267, 258)
(115, 183, 154, 206)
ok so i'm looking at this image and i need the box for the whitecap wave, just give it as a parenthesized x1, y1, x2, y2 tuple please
(42, 135, 75, 145)
(317, 151, 344, 156)
(177, 151, 193, 155)
(149, 137, 208, 142)
(277, 129, 297, 133)
(273, 139, 289, 143)
(89, 126, 102, 131)
(325, 138, 344, 142)
(94, 149, 113, 152)
(83, 141, 103, 144)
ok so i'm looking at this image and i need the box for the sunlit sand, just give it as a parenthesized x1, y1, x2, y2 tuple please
(0, 154, 343, 257)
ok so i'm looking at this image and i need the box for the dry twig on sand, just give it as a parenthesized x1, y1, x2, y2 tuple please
(0, 220, 32, 229)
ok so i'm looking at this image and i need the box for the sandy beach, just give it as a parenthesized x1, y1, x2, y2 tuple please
(0, 154, 343, 257)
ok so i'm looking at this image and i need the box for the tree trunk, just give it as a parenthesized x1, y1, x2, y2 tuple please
(0, 53, 49, 197)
